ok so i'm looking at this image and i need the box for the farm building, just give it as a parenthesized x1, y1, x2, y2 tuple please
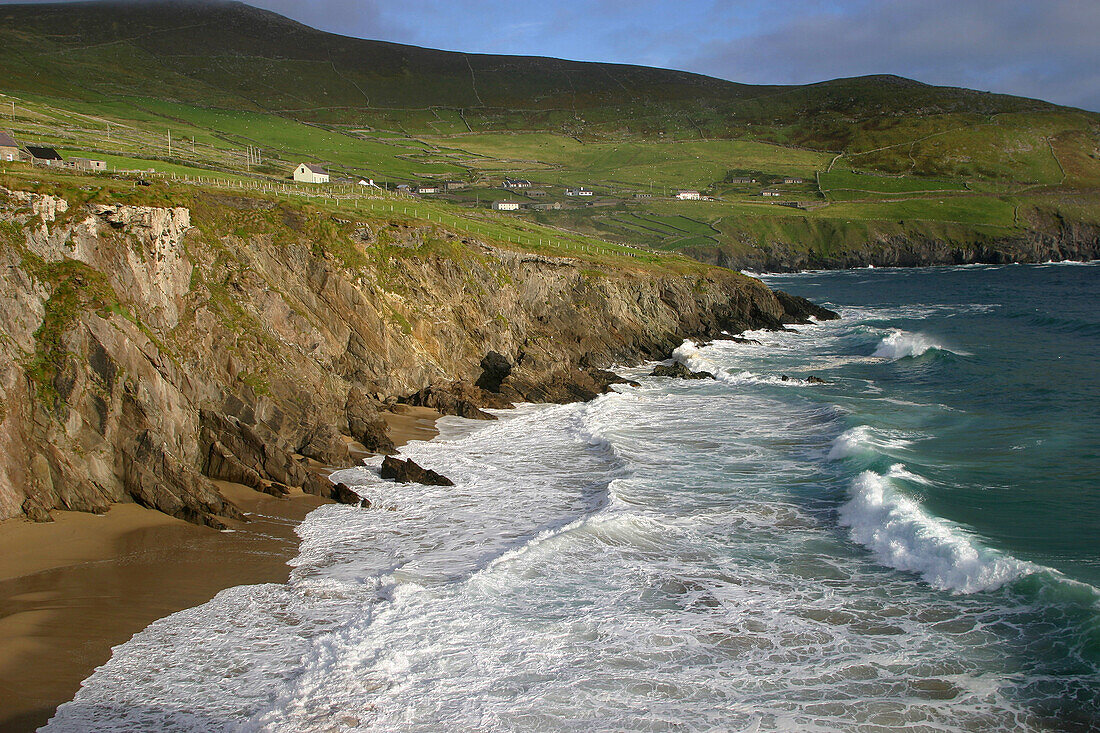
(293, 163, 329, 184)
(762, 190, 781, 197)
(529, 202, 562, 211)
(443, 181, 468, 191)
(71, 157, 107, 172)
(675, 190, 702, 200)
(25, 146, 64, 166)
(782, 177, 804, 184)
(565, 187, 593, 196)
(493, 201, 521, 211)
(396, 184, 412, 192)
(0, 132, 19, 162)
(634, 192, 653, 199)
(502, 178, 532, 189)
(414, 184, 441, 194)
(727, 177, 756, 184)
(526, 189, 548, 197)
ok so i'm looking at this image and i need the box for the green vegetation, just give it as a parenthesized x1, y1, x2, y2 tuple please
(0, 0, 1097, 270)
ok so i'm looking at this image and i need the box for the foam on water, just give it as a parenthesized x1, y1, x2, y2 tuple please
(47, 265, 1100, 732)
(839, 470, 1037, 593)
(872, 329, 953, 359)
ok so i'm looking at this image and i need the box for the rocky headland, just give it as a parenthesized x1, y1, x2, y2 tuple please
(0, 186, 832, 527)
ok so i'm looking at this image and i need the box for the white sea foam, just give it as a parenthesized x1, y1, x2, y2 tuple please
(827, 426, 913, 461)
(839, 471, 1036, 593)
(872, 329, 953, 359)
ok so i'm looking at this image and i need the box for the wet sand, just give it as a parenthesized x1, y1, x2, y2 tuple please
(0, 407, 440, 732)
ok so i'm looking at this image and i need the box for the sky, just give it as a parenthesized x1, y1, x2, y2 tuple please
(7, 0, 1100, 111)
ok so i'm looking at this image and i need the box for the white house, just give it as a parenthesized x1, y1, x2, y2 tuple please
(675, 190, 701, 200)
(782, 177, 804, 184)
(293, 163, 329, 184)
(565, 187, 593, 196)
(493, 201, 521, 211)
(414, 184, 441, 194)
(762, 190, 781, 197)
(502, 178, 532, 189)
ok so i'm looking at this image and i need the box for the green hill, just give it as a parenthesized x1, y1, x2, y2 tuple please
(1, 0, 1098, 269)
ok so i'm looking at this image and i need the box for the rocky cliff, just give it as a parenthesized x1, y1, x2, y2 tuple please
(0, 186, 820, 525)
(683, 209, 1100, 272)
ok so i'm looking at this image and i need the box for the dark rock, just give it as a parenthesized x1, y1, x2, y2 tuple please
(474, 351, 513, 393)
(402, 382, 501, 420)
(21, 496, 53, 523)
(264, 482, 292, 497)
(774, 290, 840, 324)
(380, 456, 454, 486)
(346, 388, 396, 454)
(713, 333, 762, 345)
(807, 376, 827, 384)
(300, 423, 353, 466)
(651, 362, 715, 380)
(781, 375, 790, 381)
(331, 482, 368, 506)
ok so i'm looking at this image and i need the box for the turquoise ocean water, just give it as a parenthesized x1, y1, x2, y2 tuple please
(48, 263, 1099, 731)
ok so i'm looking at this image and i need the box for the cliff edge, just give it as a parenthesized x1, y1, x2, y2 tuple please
(0, 186, 828, 525)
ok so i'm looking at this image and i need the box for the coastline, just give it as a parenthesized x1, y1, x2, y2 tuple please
(0, 407, 440, 733)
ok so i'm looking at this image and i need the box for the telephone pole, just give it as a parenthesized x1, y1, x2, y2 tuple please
(167, 129, 172, 157)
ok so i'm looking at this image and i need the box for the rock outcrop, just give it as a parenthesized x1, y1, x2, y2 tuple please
(379, 456, 454, 487)
(650, 362, 715, 380)
(0, 186, 823, 524)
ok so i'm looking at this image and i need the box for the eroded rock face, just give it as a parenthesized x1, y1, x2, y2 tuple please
(0, 186, 811, 525)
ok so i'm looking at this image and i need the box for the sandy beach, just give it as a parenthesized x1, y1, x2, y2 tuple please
(0, 407, 440, 732)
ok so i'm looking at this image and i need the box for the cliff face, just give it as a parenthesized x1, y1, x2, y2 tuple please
(0, 187, 807, 525)
(685, 213, 1100, 272)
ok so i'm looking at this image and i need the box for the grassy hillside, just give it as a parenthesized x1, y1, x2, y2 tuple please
(1, 0, 1098, 270)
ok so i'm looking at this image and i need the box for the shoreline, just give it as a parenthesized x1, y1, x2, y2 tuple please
(0, 407, 440, 733)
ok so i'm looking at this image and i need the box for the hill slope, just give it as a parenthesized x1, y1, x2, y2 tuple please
(0, 0, 1071, 139)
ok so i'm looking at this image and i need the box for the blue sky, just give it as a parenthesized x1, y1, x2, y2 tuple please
(8, 0, 1100, 110)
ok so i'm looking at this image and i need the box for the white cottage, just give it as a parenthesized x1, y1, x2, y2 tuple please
(675, 190, 701, 200)
(493, 201, 521, 211)
(293, 163, 329, 184)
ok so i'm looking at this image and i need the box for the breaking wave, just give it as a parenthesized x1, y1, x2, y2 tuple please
(839, 470, 1037, 593)
(872, 329, 954, 360)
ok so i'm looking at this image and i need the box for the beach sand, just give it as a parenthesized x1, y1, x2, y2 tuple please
(0, 407, 440, 732)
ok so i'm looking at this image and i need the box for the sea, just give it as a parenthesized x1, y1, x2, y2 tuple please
(46, 262, 1100, 732)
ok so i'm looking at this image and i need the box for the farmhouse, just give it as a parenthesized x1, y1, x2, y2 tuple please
(675, 190, 702, 200)
(529, 202, 562, 211)
(414, 184, 441, 194)
(25, 146, 64, 166)
(565, 187, 593, 197)
(634, 192, 653, 199)
(762, 190, 781, 197)
(293, 163, 329, 184)
(782, 177, 804, 184)
(727, 177, 756, 184)
(71, 157, 107, 172)
(493, 201, 521, 211)
(502, 178, 531, 189)
(443, 180, 467, 191)
(0, 132, 19, 162)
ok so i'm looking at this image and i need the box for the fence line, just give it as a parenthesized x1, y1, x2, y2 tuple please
(157, 172, 653, 259)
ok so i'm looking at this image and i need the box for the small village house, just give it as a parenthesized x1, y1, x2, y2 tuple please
(782, 177, 804, 184)
(529, 202, 562, 211)
(502, 178, 532, 190)
(634, 192, 653, 199)
(443, 180, 468, 191)
(0, 131, 19, 162)
(493, 201, 521, 211)
(675, 190, 702, 200)
(565, 187, 593, 197)
(293, 163, 329, 184)
(25, 146, 64, 166)
(762, 190, 781, 197)
(727, 177, 756, 184)
(414, 183, 441, 195)
(71, 157, 107, 172)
